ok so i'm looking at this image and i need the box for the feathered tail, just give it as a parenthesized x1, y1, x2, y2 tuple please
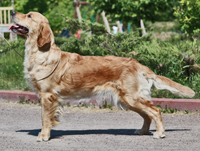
(152, 75, 195, 98)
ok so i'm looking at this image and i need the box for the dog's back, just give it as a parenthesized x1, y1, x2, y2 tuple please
(54, 52, 195, 107)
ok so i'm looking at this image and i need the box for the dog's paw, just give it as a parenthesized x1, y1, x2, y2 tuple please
(153, 132, 166, 139)
(134, 129, 148, 135)
(36, 132, 50, 142)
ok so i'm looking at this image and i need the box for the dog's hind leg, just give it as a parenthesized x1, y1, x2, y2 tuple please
(122, 94, 165, 138)
(37, 93, 62, 142)
(132, 109, 152, 135)
(130, 97, 165, 138)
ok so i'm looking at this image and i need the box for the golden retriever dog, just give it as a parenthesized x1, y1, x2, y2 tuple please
(9, 11, 195, 142)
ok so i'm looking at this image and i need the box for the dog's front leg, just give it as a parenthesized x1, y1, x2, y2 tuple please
(37, 93, 61, 142)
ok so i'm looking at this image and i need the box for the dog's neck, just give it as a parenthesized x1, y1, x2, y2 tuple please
(23, 35, 59, 80)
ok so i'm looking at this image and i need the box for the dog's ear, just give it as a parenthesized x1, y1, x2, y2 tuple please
(37, 22, 51, 48)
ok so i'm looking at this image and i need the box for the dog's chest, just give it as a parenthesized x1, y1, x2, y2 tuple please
(23, 47, 47, 81)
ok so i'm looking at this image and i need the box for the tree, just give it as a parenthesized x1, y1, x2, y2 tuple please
(174, 0, 200, 36)
(0, 0, 11, 7)
(44, 0, 74, 32)
(14, 0, 49, 14)
(87, 0, 172, 27)
(13, 0, 75, 32)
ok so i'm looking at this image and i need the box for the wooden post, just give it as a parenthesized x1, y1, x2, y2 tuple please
(101, 11, 110, 33)
(10, 32, 17, 40)
(96, 15, 101, 23)
(140, 19, 147, 36)
(4, 10, 7, 24)
(116, 21, 122, 33)
(12, 0, 14, 10)
(76, 5, 82, 23)
(11, 0, 17, 40)
(73, 1, 90, 22)
(73, 6, 77, 19)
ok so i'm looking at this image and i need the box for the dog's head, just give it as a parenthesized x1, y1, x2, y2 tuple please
(9, 11, 52, 48)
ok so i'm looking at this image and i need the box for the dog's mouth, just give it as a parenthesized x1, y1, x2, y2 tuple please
(8, 24, 29, 34)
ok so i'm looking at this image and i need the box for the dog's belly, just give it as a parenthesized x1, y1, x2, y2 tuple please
(53, 83, 128, 110)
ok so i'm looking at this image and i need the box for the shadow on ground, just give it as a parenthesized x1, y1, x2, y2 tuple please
(16, 128, 190, 140)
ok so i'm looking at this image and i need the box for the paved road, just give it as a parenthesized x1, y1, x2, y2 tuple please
(0, 100, 200, 151)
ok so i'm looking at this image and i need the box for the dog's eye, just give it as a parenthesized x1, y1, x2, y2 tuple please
(28, 14, 31, 18)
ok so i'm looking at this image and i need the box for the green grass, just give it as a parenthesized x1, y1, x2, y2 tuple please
(0, 38, 31, 91)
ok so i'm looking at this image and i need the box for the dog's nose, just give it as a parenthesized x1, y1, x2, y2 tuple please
(11, 11, 16, 16)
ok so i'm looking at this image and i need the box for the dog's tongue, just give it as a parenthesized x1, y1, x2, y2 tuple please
(8, 24, 19, 30)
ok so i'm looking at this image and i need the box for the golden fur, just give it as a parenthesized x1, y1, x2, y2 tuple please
(10, 11, 195, 141)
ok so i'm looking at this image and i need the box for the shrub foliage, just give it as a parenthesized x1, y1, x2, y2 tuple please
(174, 0, 200, 35)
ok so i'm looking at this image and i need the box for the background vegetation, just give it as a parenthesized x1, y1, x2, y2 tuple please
(0, 0, 200, 99)
(174, 0, 200, 36)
